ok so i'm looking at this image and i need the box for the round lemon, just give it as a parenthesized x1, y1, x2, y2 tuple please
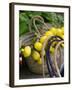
(21, 48, 24, 52)
(45, 31, 53, 37)
(37, 58, 42, 64)
(34, 42, 42, 51)
(23, 46, 31, 57)
(56, 28, 63, 37)
(40, 35, 47, 44)
(32, 50, 40, 61)
(50, 27, 57, 35)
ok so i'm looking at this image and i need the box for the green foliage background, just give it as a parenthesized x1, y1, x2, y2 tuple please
(19, 11, 64, 36)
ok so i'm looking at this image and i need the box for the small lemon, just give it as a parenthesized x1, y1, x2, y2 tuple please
(37, 58, 42, 64)
(50, 27, 57, 35)
(56, 28, 63, 37)
(40, 36, 47, 44)
(21, 48, 24, 52)
(50, 46, 54, 54)
(45, 31, 53, 37)
(34, 42, 42, 51)
(23, 46, 31, 57)
(32, 50, 40, 61)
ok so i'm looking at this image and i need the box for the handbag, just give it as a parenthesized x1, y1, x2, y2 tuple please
(19, 16, 64, 77)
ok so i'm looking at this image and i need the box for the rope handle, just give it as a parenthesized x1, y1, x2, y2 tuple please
(41, 35, 63, 77)
(29, 16, 48, 37)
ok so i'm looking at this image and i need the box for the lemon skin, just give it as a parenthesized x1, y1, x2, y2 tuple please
(45, 31, 53, 37)
(21, 48, 24, 53)
(56, 28, 63, 37)
(40, 36, 47, 44)
(23, 46, 31, 57)
(34, 42, 42, 51)
(37, 58, 42, 64)
(32, 50, 40, 61)
(50, 27, 57, 35)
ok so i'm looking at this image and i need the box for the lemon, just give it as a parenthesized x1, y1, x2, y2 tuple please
(23, 46, 31, 57)
(50, 46, 54, 54)
(56, 28, 63, 37)
(50, 27, 57, 35)
(32, 50, 40, 61)
(37, 58, 42, 64)
(21, 48, 24, 52)
(34, 42, 42, 51)
(45, 31, 53, 37)
(40, 36, 47, 44)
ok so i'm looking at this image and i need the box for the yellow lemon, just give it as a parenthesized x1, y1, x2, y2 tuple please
(50, 27, 57, 35)
(60, 34, 64, 40)
(45, 31, 53, 37)
(32, 50, 40, 61)
(40, 35, 47, 44)
(56, 28, 63, 37)
(23, 46, 31, 57)
(34, 42, 42, 51)
(37, 58, 42, 64)
(50, 46, 54, 54)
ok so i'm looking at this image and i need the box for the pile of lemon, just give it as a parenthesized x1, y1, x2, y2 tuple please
(21, 27, 64, 64)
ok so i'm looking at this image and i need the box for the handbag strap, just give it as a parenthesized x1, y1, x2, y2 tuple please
(41, 35, 63, 77)
(29, 16, 48, 37)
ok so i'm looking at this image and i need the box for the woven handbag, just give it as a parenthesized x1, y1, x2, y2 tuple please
(19, 16, 64, 77)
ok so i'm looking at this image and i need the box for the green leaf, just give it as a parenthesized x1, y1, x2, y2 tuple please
(19, 22, 29, 36)
(19, 12, 29, 24)
(19, 11, 64, 36)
